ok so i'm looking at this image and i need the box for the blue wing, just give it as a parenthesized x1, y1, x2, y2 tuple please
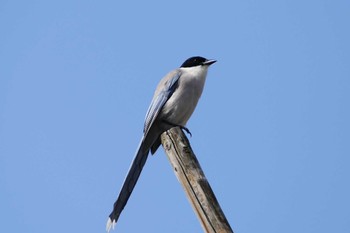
(143, 71, 181, 135)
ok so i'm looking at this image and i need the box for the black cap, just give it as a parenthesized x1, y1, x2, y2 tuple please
(180, 56, 217, 68)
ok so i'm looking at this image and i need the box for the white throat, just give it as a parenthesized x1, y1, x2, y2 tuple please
(180, 65, 209, 80)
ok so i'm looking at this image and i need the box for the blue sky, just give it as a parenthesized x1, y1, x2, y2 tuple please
(1, 1, 349, 232)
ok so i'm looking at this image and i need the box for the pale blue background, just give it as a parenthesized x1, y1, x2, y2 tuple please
(1, 1, 349, 232)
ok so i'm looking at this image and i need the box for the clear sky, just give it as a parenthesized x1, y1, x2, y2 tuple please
(1, 1, 349, 232)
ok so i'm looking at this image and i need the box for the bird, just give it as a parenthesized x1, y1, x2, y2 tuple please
(106, 56, 216, 232)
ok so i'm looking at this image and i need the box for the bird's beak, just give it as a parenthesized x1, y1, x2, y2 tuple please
(202, 59, 217, 66)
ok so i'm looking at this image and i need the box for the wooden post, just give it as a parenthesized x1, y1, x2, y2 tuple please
(160, 127, 233, 233)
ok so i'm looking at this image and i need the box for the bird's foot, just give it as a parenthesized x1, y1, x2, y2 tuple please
(163, 121, 192, 137)
(179, 126, 192, 137)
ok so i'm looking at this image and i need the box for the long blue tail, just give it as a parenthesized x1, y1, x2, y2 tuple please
(106, 138, 149, 232)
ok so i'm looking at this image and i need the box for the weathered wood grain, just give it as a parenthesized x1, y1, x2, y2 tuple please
(161, 127, 233, 233)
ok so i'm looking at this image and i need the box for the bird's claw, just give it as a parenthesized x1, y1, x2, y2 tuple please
(163, 120, 192, 137)
(180, 126, 192, 137)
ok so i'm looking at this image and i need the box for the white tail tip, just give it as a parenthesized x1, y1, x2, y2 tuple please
(106, 218, 116, 232)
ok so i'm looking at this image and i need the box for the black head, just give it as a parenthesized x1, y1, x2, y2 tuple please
(180, 56, 216, 68)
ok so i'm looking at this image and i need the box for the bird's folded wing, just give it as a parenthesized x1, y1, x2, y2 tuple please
(143, 71, 181, 135)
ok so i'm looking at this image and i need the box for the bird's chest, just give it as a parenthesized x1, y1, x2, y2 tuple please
(161, 74, 206, 124)
(178, 76, 205, 102)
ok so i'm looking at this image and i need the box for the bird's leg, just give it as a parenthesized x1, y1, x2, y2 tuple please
(162, 120, 192, 137)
